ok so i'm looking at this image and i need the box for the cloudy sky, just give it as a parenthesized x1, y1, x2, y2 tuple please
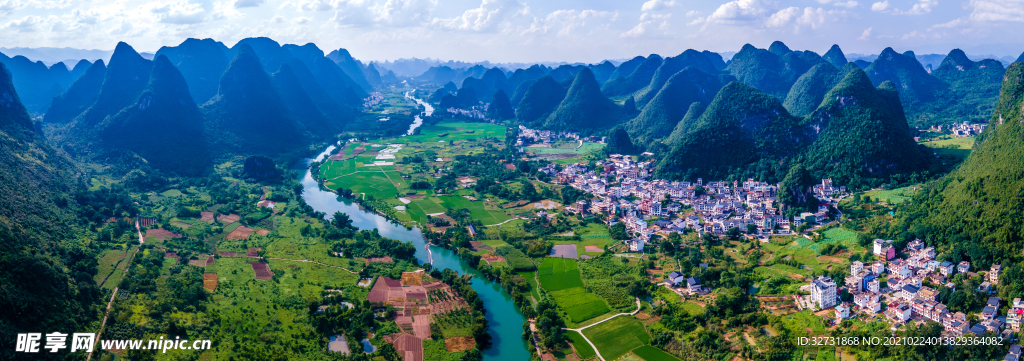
(0, 0, 1022, 63)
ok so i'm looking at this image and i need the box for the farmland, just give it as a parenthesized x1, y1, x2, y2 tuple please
(582, 316, 651, 361)
(565, 330, 597, 359)
(549, 287, 611, 324)
(537, 258, 585, 291)
(632, 345, 681, 361)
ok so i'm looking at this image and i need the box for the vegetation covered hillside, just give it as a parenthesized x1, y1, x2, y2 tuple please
(655, 81, 809, 181)
(802, 68, 929, 185)
(783, 63, 856, 117)
(544, 68, 623, 131)
(822, 44, 849, 69)
(898, 62, 1024, 266)
(44, 60, 105, 124)
(601, 54, 662, 97)
(930, 49, 1006, 124)
(77, 42, 153, 126)
(725, 42, 823, 100)
(154, 38, 231, 104)
(201, 44, 303, 156)
(863, 48, 951, 126)
(632, 49, 721, 106)
(625, 68, 730, 147)
(0, 61, 103, 360)
(0, 52, 69, 115)
(100, 55, 210, 175)
(515, 75, 568, 127)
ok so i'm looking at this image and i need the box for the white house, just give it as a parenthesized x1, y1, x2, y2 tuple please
(811, 276, 838, 309)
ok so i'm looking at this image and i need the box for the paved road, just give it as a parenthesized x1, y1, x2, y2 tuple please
(561, 297, 641, 361)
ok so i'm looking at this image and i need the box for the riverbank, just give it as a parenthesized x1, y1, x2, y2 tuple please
(297, 101, 530, 360)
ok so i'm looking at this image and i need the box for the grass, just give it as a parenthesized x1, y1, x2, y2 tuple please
(778, 310, 828, 338)
(519, 271, 541, 302)
(678, 301, 705, 316)
(861, 185, 922, 204)
(527, 142, 604, 154)
(210, 256, 360, 359)
(404, 121, 506, 143)
(324, 171, 402, 200)
(537, 258, 585, 291)
(632, 345, 680, 361)
(95, 248, 130, 285)
(549, 287, 611, 324)
(438, 196, 511, 225)
(582, 316, 650, 361)
(565, 330, 597, 359)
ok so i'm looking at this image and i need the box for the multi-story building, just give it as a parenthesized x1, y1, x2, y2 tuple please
(811, 276, 838, 309)
(1008, 298, 1023, 331)
(991, 264, 1002, 285)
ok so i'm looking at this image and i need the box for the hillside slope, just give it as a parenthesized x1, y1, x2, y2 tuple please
(900, 62, 1024, 265)
(626, 68, 730, 147)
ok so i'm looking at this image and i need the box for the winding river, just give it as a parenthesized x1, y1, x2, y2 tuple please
(404, 90, 434, 135)
(295, 92, 529, 360)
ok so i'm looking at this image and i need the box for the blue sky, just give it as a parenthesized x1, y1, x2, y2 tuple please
(0, 0, 1021, 62)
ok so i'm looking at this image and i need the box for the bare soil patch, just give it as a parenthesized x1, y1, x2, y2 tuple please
(145, 228, 181, 241)
(469, 241, 493, 252)
(401, 272, 423, 286)
(366, 256, 393, 264)
(203, 273, 217, 291)
(481, 253, 506, 263)
(246, 247, 261, 258)
(527, 199, 560, 209)
(219, 251, 237, 257)
(200, 212, 215, 222)
(250, 262, 274, 280)
(584, 246, 604, 253)
(217, 213, 241, 224)
(227, 226, 255, 240)
(445, 336, 476, 352)
(256, 229, 271, 236)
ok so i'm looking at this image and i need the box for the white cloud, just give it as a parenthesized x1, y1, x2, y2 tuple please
(0, 0, 26, 20)
(705, 0, 772, 24)
(816, 0, 858, 7)
(765, 7, 799, 27)
(765, 7, 846, 30)
(622, 0, 676, 38)
(4, 15, 39, 32)
(150, 0, 206, 24)
(431, 0, 526, 32)
(901, 30, 925, 39)
(858, 26, 872, 39)
(640, 0, 677, 12)
(965, 0, 1024, 22)
(234, 0, 264, 8)
(374, 0, 437, 27)
(872, 0, 935, 14)
(521, 9, 617, 37)
(685, 10, 700, 17)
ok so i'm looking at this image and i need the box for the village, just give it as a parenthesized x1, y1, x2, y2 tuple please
(801, 237, 1023, 360)
(544, 153, 844, 253)
(538, 150, 1021, 361)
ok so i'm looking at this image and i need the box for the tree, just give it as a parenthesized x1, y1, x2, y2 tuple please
(746, 224, 757, 234)
(610, 222, 629, 240)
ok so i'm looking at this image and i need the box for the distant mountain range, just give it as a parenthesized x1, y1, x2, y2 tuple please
(1, 37, 1022, 184)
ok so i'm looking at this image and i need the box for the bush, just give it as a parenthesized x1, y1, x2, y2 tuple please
(496, 245, 536, 271)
